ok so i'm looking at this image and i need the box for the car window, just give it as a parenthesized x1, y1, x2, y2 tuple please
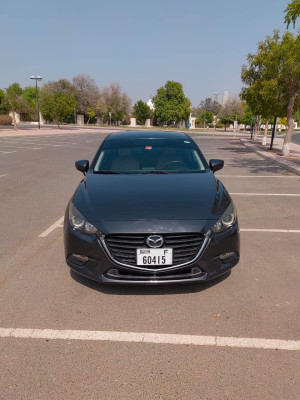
(92, 139, 208, 173)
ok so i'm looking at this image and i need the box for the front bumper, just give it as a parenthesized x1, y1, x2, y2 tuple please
(64, 217, 240, 285)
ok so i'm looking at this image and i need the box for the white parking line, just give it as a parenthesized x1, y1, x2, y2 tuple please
(1, 140, 63, 147)
(0, 146, 42, 150)
(218, 175, 297, 178)
(230, 193, 300, 197)
(0, 328, 299, 351)
(0, 150, 17, 154)
(241, 229, 300, 233)
(0, 174, 8, 178)
(39, 216, 64, 237)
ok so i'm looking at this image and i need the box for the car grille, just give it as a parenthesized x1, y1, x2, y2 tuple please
(104, 233, 205, 268)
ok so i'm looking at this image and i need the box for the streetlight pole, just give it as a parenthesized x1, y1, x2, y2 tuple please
(30, 76, 42, 129)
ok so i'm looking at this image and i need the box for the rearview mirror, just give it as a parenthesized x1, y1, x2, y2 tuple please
(75, 160, 89, 175)
(209, 159, 224, 173)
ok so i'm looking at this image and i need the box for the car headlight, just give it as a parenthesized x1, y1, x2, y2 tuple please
(69, 202, 97, 235)
(211, 202, 236, 233)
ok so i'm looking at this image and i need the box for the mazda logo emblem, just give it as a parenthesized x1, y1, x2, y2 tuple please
(146, 235, 164, 248)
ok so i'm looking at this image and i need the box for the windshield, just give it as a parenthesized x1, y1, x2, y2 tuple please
(92, 138, 208, 174)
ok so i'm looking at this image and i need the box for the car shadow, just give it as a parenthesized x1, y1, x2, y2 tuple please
(70, 269, 231, 295)
(213, 145, 294, 175)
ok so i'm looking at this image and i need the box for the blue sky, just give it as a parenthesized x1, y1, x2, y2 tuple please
(0, 0, 293, 106)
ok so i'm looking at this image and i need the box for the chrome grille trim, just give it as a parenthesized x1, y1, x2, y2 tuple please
(97, 233, 210, 273)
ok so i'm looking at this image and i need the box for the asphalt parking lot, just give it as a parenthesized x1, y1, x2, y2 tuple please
(0, 130, 299, 399)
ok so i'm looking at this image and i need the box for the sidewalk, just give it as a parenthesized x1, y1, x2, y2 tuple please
(241, 136, 300, 176)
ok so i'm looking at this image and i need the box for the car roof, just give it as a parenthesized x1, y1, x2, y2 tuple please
(105, 130, 190, 140)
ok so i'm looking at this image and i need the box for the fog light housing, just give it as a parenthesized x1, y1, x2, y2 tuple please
(69, 254, 89, 266)
(72, 254, 88, 261)
(220, 252, 237, 262)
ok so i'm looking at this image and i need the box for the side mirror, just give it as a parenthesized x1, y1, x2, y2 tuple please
(209, 159, 224, 173)
(75, 160, 89, 175)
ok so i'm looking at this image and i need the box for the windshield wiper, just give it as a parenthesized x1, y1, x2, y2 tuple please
(141, 170, 169, 174)
(94, 170, 120, 174)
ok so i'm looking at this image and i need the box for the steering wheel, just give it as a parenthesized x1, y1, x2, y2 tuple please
(164, 161, 188, 170)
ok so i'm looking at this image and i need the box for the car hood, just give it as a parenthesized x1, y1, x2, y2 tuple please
(72, 172, 231, 233)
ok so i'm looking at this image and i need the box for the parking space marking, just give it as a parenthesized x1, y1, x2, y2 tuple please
(241, 229, 300, 233)
(0, 150, 17, 154)
(0, 174, 8, 178)
(39, 216, 64, 237)
(0, 328, 299, 351)
(213, 157, 243, 160)
(218, 175, 297, 178)
(0, 145, 42, 150)
(1, 140, 63, 147)
(230, 193, 300, 197)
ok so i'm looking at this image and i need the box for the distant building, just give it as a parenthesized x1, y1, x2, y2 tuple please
(222, 91, 229, 105)
(212, 93, 221, 104)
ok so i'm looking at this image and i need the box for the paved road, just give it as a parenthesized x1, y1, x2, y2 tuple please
(0, 131, 299, 399)
(292, 131, 300, 145)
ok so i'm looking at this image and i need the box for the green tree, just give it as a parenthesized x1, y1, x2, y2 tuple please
(39, 80, 77, 127)
(133, 100, 152, 124)
(195, 110, 213, 127)
(284, 0, 300, 28)
(241, 34, 281, 141)
(280, 32, 300, 154)
(86, 106, 96, 124)
(279, 117, 288, 129)
(153, 81, 191, 126)
(5, 83, 29, 130)
(21, 86, 38, 121)
(0, 89, 9, 115)
(241, 30, 300, 154)
(239, 103, 254, 131)
(241, 62, 284, 142)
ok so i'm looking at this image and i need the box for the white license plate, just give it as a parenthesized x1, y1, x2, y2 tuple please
(136, 248, 173, 266)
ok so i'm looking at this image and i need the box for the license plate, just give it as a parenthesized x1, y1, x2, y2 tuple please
(136, 248, 173, 266)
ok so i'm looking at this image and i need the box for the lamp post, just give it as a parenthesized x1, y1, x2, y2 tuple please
(30, 76, 42, 129)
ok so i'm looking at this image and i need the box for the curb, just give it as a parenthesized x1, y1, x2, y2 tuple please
(240, 139, 300, 177)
